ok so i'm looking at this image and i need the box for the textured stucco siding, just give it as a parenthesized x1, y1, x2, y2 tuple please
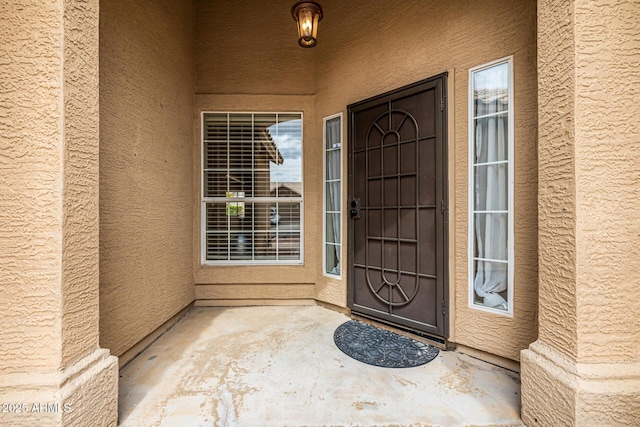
(522, 1, 640, 425)
(0, 0, 102, 374)
(573, 0, 640, 363)
(61, 0, 101, 368)
(1, 1, 119, 425)
(536, 0, 579, 361)
(313, 0, 538, 361)
(99, 0, 195, 357)
(535, 0, 640, 364)
(195, 0, 315, 95)
(0, 0, 64, 373)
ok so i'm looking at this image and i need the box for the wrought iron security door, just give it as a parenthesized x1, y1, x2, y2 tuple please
(348, 74, 448, 338)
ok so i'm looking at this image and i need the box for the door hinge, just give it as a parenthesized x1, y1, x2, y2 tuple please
(440, 96, 445, 111)
(441, 300, 446, 316)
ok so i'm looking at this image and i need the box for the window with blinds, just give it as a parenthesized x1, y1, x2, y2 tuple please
(202, 112, 303, 264)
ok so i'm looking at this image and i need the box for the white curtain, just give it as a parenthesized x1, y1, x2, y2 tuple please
(473, 113, 508, 309)
(326, 118, 341, 274)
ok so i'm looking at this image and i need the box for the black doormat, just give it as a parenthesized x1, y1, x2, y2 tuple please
(333, 320, 439, 368)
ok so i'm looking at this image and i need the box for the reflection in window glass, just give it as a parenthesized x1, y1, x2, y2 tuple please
(469, 58, 513, 315)
(202, 113, 303, 264)
(226, 192, 245, 218)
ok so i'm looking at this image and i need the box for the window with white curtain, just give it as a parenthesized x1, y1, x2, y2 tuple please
(323, 113, 342, 276)
(468, 57, 514, 315)
(201, 112, 303, 264)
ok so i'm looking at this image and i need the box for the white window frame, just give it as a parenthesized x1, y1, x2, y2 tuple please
(467, 56, 515, 316)
(323, 113, 343, 278)
(200, 111, 304, 265)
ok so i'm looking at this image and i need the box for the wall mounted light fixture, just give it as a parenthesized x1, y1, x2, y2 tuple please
(291, 1, 323, 48)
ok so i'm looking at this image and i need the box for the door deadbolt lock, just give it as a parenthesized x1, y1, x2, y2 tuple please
(350, 198, 361, 219)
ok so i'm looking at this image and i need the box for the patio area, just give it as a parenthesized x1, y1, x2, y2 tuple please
(118, 305, 523, 426)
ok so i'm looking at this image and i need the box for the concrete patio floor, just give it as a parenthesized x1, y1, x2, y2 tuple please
(118, 305, 524, 427)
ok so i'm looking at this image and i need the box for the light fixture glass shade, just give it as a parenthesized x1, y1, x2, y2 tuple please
(291, 1, 323, 48)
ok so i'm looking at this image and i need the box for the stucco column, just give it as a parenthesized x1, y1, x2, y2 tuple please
(521, 0, 640, 425)
(0, 1, 118, 426)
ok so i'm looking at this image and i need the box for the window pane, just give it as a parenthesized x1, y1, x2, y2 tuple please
(254, 231, 276, 260)
(326, 213, 340, 244)
(472, 259, 508, 310)
(276, 232, 300, 260)
(205, 233, 229, 260)
(473, 164, 508, 211)
(473, 115, 508, 164)
(254, 113, 278, 197)
(254, 114, 277, 132)
(203, 171, 227, 198)
(252, 202, 271, 233)
(325, 117, 341, 150)
(276, 202, 301, 231)
(226, 201, 245, 219)
(272, 115, 302, 194)
(326, 149, 340, 180)
(206, 203, 227, 232)
(203, 140, 227, 169)
(227, 209, 251, 233)
(230, 232, 252, 260)
(228, 114, 253, 140)
(473, 213, 508, 261)
(325, 244, 340, 275)
(474, 62, 509, 116)
(325, 182, 341, 212)
(228, 171, 252, 195)
(203, 113, 227, 141)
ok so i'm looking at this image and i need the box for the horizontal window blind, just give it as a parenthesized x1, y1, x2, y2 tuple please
(202, 112, 303, 263)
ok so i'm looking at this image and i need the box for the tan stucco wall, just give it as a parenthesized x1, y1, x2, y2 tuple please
(1, 1, 118, 425)
(573, 0, 640, 364)
(521, 1, 640, 425)
(535, 0, 579, 361)
(60, 0, 102, 369)
(99, 0, 195, 357)
(313, 0, 538, 361)
(195, 0, 315, 95)
(1, 0, 66, 375)
(194, 1, 321, 300)
(533, 0, 640, 367)
(0, 0, 103, 374)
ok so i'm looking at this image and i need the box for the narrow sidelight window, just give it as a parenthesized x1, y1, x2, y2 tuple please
(323, 113, 342, 276)
(468, 57, 514, 315)
(201, 112, 303, 264)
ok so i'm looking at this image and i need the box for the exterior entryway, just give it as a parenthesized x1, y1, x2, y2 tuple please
(118, 306, 522, 426)
(348, 74, 448, 338)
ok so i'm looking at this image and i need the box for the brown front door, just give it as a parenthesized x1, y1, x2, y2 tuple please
(348, 74, 448, 338)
